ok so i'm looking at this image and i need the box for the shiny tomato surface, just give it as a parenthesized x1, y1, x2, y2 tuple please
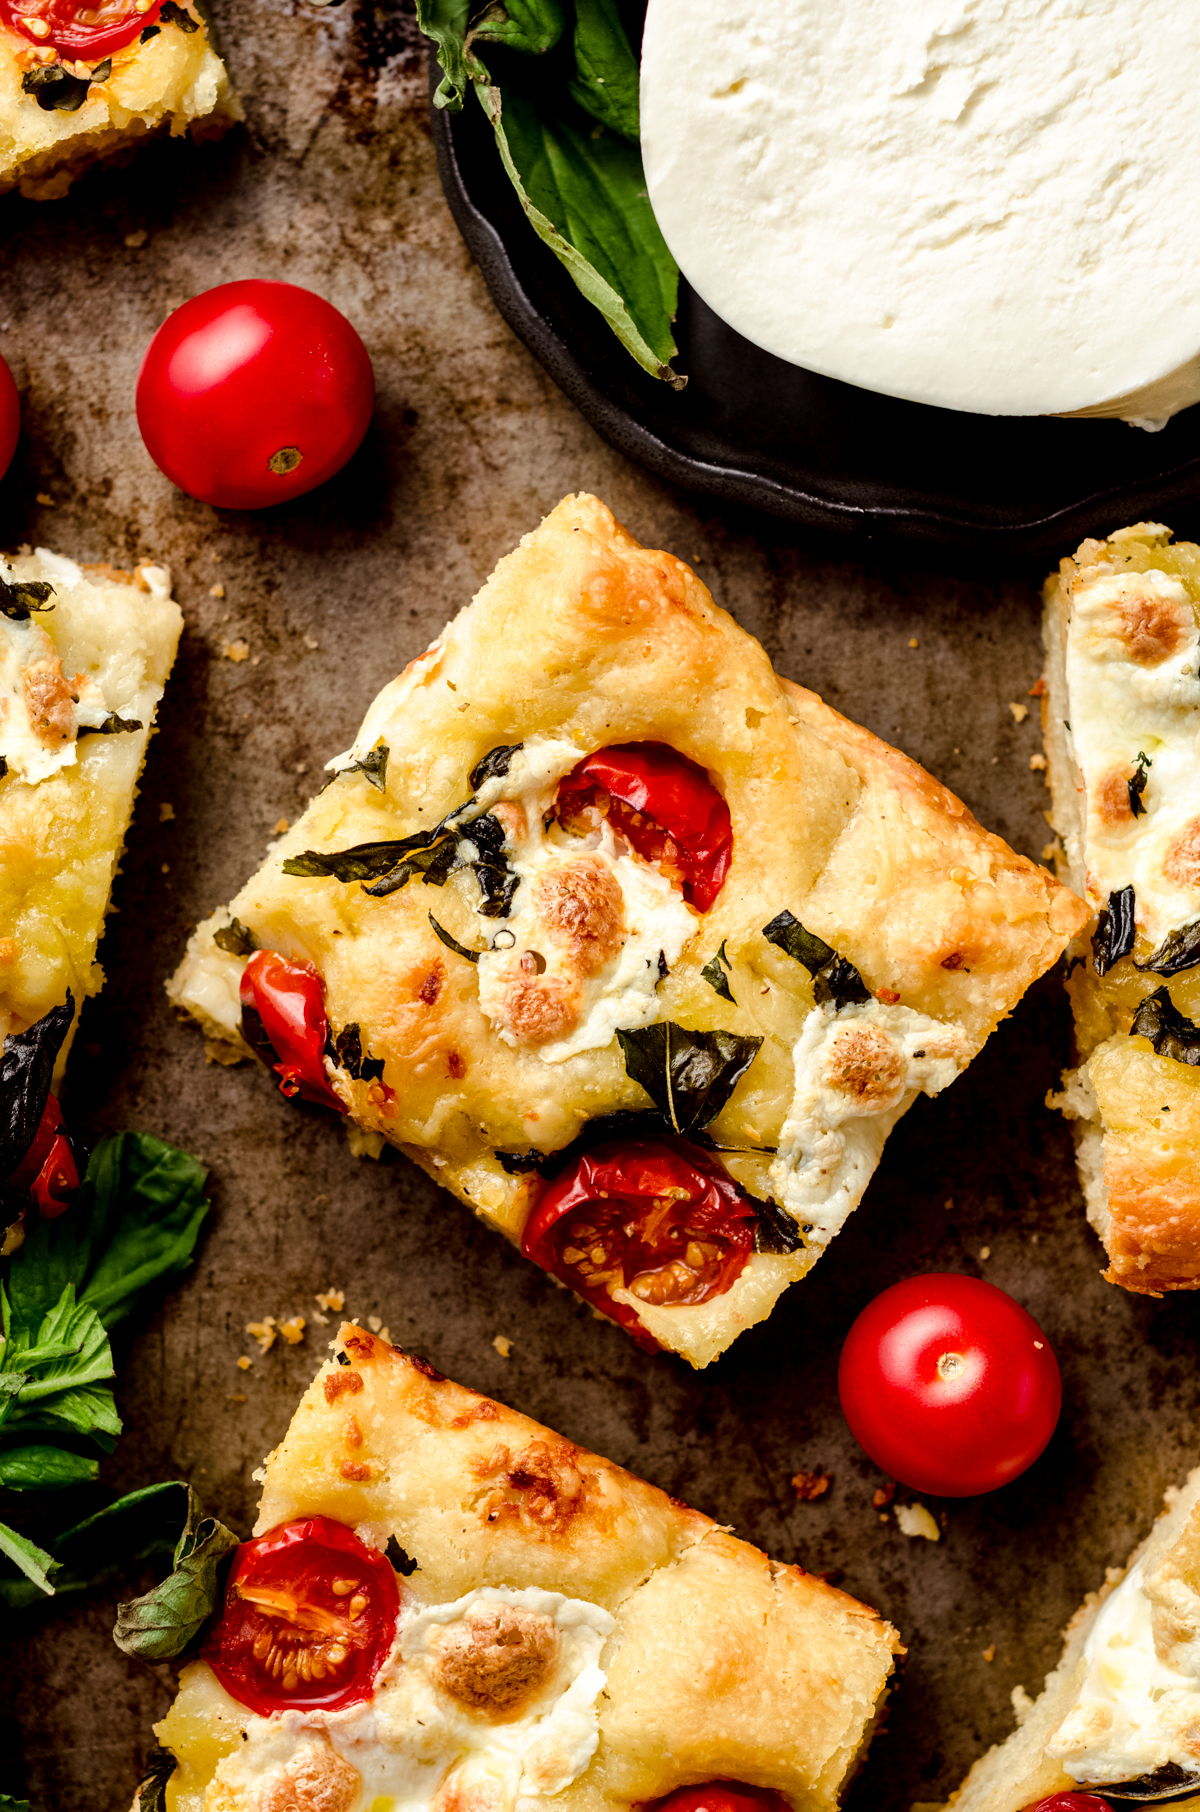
(0, 0, 162, 59)
(239, 950, 345, 1113)
(0, 354, 18, 483)
(646, 1786, 792, 1812)
(522, 1140, 757, 1349)
(9, 1094, 79, 1218)
(838, 1274, 1061, 1497)
(203, 1517, 402, 1716)
(1020, 1797, 1113, 1812)
(136, 281, 374, 510)
(556, 744, 732, 912)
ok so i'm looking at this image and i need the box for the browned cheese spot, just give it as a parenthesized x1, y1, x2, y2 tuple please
(1095, 768, 1136, 826)
(343, 1414, 363, 1450)
(449, 1397, 500, 1430)
(247, 1737, 360, 1812)
(323, 1369, 364, 1405)
(1165, 818, 1200, 889)
(435, 1602, 560, 1717)
(23, 658, 76, 746)
(447, 1050, 466, 1080)
(940, 951, 963, 971)
(342, 1329, 378, 1364)
(340, 1460, 371, 1481)
(491, 799, 527, 842)
(418, 960, 446, 1007)
(826, 1027, 906, 1112)
(1118, 586, 1192, 665)
(499, 973, 581, 1044)
(472, 1438, 593, 1535)
(532, 857, 625, 977)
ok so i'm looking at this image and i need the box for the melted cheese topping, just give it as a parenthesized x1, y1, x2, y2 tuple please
(208, 1585, 613, 1812)
(1049, 1557, 1200, 1788)
(0, 554, 124, 784)
(769, 1000, 968, 1243)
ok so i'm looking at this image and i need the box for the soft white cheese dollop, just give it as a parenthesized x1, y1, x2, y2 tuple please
(1049, 1558, 1200, 1788)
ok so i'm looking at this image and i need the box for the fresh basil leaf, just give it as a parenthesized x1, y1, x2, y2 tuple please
(468, 742, 524, 790)
(416, 0, 472, 109)
(213, 917, 257, 957)
(753, 1197, 806, 1255)
(1131, 988, 1200, 1066)
(1, 993, 74, 1178)
(429, 913, 482, 963)
(0, 1519, 58, 1595)
(473, 0, 564, 55)
(568, 0, 639, 142)
(114, 1486, 240, 1660)
(1138, 918, 1200, 978)
(763, 910, 872, 1007)
(0, 577, 54, 621)
(134, 1749, 177, 1812)
(7, 1286, 114, 1397)
(328, 739, 388, 794)
(700, 940, 736, 1004)
(0, 1480, 187, 1614)
(330, 1023, 385, 1084)
(0, 1444, 100, 1490)
(1093, 885, 1137, 976)
(617, 1022, 762, 1135)
(0, 1795, 31, 1810)
(12, 1380, 120, 1445)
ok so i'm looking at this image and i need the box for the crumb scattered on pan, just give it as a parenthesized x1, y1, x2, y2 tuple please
(36, 492, 54, 507)
(159, 802, 175, 822)
(908, 637, 918, 648)
(366, 1314, 392, 1340)
(493, 1335, 513, 1358)
(1028, 677, 1047, 698)
(895, 1502, 940, 1541)
(274, 817, 290, 835)
(1042, 841, 1058, 861)
(161, 863, 170, 875)
(280, 1316, 306, 1346)
(944, 1197, 953, 1210)
(247, 1317, 277, 1353)
(1008, 701, 1029, 723)
(303, 634, 319, 650)
(979, 1245, 991, 1260)
(873, 1482, 896, 1508)
(317, 1288, 345, 1313)
(791, 1468, 831, 1502)
(124, 229, 148, 249)
(1030, 752, 1047, 771)
(236, 1355, 251, 1372)
(229, 1392, 247, 1404)
(222, 639, 250, 662)
(982, 1645, 995, 1662)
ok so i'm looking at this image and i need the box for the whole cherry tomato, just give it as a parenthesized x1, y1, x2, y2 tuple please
(9, 1094, 79, 1218)
(522, 1140, 758, 1349)
(556, 744, 733, 913)
(838, 1273, 1061, 1497)
(0, 0, 163, 59)
(648, 1788, 792, 1812)
(136, 281, 374, 510)
(1021, 1797, 1113, 1812)
(239, 950, 345, 1113)
(0, 354, 18, 484)
(203, 1516, 402, 1716)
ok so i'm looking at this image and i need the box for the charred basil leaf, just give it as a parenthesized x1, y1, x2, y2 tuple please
(428, 913, 481, 963)
(1131, 988, 1200, 1066)
(77, 713, 142, 738)
(0, 757, 7, 780)
(1095, 1763, 1200, 1801)
(331, 1023, 385, 1083)
(114, 1485, 239, 1660)
(617, 1022, 762, 1135)
(763, 910, 871, 1006)
(1093, 885, 1136, 975)
(2, 994, 74, 1179)
(469, 743, 523, 790)
(133, 1749, 176, 1812)
(238, 1003, 276, 1068)
(140, 23, 161, 40)
(467, 813, 520, 917)
(283, 837, 430, 883)
(753, 1197, 805, 1255)
(364, 836, 461, 896)
(1128, 750, 1152, 818)
(1138, 918, 1200, 978)
(0, 578, 54, 620)
(326, 740, 388, 795)
(160, 1, 201, 30)
(213, 918, 256, 957)
(21, 64, 92, 111)
(701, 940, 735, 1004)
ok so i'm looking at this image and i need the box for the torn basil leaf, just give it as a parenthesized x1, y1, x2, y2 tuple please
(1138, 918, 1200, 978)
(1093, 885, 1136, 976)
(160, 0, 201, 29)
(77, 713, 142, 738)
(763, 911, 871, 1007)
(328, 740, 388, 794)
(429, 913, 481, 963)
(0, 578, 54, 620)
(469, 743, 524, 790)
(569, 0, 638, 140)
(213, 917, 256, 957)
(133, 1749, 176, 1812)
(1130, 988, 1200, 1066)
(331, 1023, 385, 1083)
(467, 813, 520, 917)
(0, 1521, 58, 1597)
(1129, 750, 1151, 818)
(0, 1480, 187, 1614)
(114, 1486, 240, 1660)
(617, 1022, 762, 1135)
(700, 941, 736, 1004)
(2, 993, 74, 1179)
(20, 64, 93, 111)
(753, 1198, 805, 1255)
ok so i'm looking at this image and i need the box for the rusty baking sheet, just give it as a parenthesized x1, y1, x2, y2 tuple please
(4, 6, 1200, 1810)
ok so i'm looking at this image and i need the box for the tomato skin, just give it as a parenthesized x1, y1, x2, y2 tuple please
(203, 1516, 402, 1716)
(9, 1094, 78, 1218)
(837, 1273, 1061, 1498)
(522, 1140, 757, 1349)
(1020, 1796, 1113, 1812)
(136, 281, 374, 510)
(645, 1785, 793, 1812)
(239, 950, 345, 1114)
(0, 0, 162, 59)
(0, 354, 18, 484)
(556, 744, 732, 913)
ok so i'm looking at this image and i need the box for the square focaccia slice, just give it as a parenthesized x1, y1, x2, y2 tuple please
(945, 1464, 1200, 1812)
(2, 545, 182, 1241)
(151, 1324, 903, 1812)
(0, 1, 240, 202)
(168, 492, 1087, 1367)
(1043, 523, 1200, 1294)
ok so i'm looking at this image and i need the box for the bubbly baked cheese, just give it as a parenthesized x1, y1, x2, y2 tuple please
(151, 1326, 903, 1812)
(168, 493, 1086, 1367)
(0, 2, 240, 202)
(1, 547, 183, 1052)
(641, 0, 1200, 422)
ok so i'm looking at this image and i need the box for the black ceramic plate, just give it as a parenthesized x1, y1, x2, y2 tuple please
(429, 49, 1200, 555)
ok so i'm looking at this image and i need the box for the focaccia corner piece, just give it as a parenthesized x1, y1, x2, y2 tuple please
(944, 1465, 1200, 1812)
(1, 1, 240, 203)
(168, 493, 1087, 1367)
(151, 1324, 902, 1812)
(1043, 523, 1200, 1294)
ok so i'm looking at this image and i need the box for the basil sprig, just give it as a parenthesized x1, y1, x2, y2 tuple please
(617, 1021, 762, 1135)
(763, 911, 872, 1007)
(114, 1486, 240, 1660)
(1130, 988, 1200, 1066)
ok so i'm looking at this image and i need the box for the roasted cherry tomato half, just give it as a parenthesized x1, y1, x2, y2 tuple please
(1021, 1797, 1113, 1812)
(522, 1140, 757, 1349)
(556, 743, 732, 913)
(202, 1516, 402, 1716)
(0, 354, 18, 484)
(647, 1787, 792, 1812)
(0, 0, 163, 59)
(136, 280, 374, 510)
(838, 1273, 1061, 1498)
(239, 950, 345, 1114)
(9, 1094, 79, 1218)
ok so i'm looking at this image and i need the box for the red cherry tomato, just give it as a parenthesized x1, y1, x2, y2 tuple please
(838, 1274, 1061, 1498)
(0, 354, 18, 484)
(239, 950, 345, 1113)
(9, 1094, 79, 1218)
(0, 0, 162, 59)
(136, 281, 374, 510)
(556, 744, 732, 913)
(1021, 1797, 1113, 1812)
(522, 1140, 758, 1349)
(647, 1789, 792, 1812)
(203, 1517, 402, 1716)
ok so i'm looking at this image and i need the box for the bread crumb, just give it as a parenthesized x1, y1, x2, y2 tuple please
(982, 1645, 996, 1662)
(979, 1245, 991, 1260)
(209, 583, 226, 599)
(367, 1314, 382, 1332)
(492, 1335, 513, 1358)
(1008, 701, 1029, 723)
(124, 228, 148, 248)
(1028, 677, 1047, 698)
(1030, 753, 1048, 771)
(791, 1469, 831, 1502)
(316, 1288, 345, 1312)
(159, 802, 175, 822)
(222, 639, 250, 662)
(908, 637, 919, 648)
(303, 634, 320, 650)
(236, 1355, 251, 1372)
(1042, 842, 1058, 860)
(872, 1482, 896, 1508)
(895, 1502, 940, 1541)
(160, 863, 170, 875)
(229, 1393, 247, 1404)
(246, 1317, 277, 1354)
(280, 1316, 306, 1346)
(274, 817, 290, 835)
(36, 492, 54, 506)
(944, 1198, 954, 1210)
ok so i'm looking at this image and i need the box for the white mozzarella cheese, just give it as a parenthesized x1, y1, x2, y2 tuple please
(641, 0, 1200, 419)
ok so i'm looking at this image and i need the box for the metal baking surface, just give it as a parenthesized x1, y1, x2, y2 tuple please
(3, 6, 1200, 1809)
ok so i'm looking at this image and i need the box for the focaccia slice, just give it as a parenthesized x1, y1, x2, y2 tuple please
(944, 1466, 1200, 1812)
(1043, 523, 1200, 1293)
(168, 493, 1087, 1366)
(1, 1, 240, 202)
(152, 1324, 902, 1812)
